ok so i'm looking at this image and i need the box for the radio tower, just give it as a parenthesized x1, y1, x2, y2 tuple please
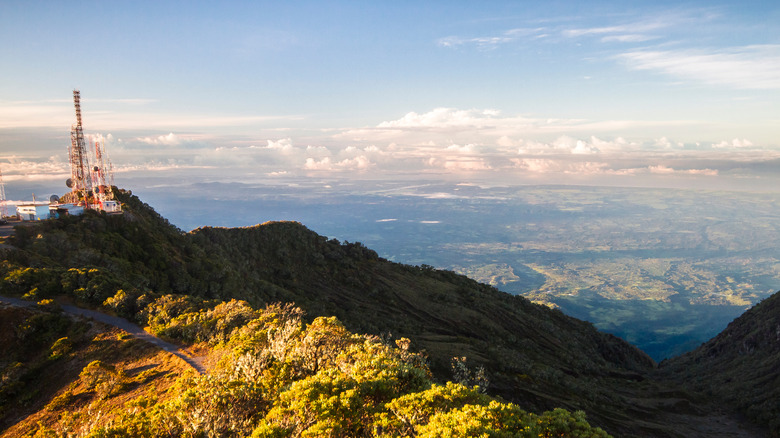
(91, 136, 116, 206)
(68, 89, 91, 205)
(0, 167, 8, 219)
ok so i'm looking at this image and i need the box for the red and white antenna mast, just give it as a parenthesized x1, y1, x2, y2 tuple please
(68, 89, 92, 205)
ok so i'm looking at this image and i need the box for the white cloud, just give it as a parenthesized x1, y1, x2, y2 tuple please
(265, 138, 295, 152)
(304, 155, 374, 171)
(438, 10, 705, 52)
(137, 133, 183, 146)
(0, 157, 70, 182)
(648, 165, 676, 174)
(713, 138, 754, 149)
(339, 108, 700, 147)
(601, 34, 658, 43)
(618, 45, 780, 90)
(306, 145, 330, 156)
(437, 27, 546, 50)
(512, 158, 562, 173)
(686, 168, 718, 176)
(563, 17, 670, 40)
(428, 157, 492, 171)
(5, 99, 774, 190)
(572, 140, 597, 154)
(497, 136, 518, 147)
(446, 143, 479, 154)
(304, 157, 332, 170)
(377, 107, 503, 129)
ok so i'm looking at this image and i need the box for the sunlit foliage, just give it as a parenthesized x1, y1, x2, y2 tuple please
(70, 302, 609, 437)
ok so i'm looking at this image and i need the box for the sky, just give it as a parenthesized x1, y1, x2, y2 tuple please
(1, 0, 780, 199)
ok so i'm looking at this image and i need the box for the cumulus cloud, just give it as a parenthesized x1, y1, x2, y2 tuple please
(686, 168, 719, 176)
(648, 165, 675, 174)
(713, 138, 754, 148)
(264, 138, 295, 152)
(137, 133, 183, 146)
(304, 156, 374, 171)
(512, 158, 563, 173)
(511, 158, 608, 176)
(428, 157, 492, 171)
(446, 143, 479, 154)
(376, 108, 503, 130)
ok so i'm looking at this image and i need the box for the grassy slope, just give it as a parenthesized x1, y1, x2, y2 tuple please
(1, 189, 773, 436)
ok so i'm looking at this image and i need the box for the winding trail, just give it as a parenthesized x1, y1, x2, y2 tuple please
(0, 295, 206, 374)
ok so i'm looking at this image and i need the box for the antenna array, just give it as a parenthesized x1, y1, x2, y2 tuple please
(66, 90, 119, 212)
(68, 90, 92, 202)
(0, 168, 8, 219)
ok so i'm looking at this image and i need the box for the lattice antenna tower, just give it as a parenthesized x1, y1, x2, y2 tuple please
(69, 89, 92, 204)
(0, 167, 8, 219)
(91, 136, 116, 203)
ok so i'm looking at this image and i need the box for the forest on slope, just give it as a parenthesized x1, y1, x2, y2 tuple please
(140, 180, 780, 362)
(0, 189, 775, 436)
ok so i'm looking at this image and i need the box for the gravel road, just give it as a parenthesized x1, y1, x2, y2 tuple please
(0, 295, 206, 374)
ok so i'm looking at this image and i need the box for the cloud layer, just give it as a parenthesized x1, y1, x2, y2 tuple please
(3, 102, 778, 194)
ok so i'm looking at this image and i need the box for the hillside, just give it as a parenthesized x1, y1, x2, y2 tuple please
(661, 290, 780, 432)
(0, 189, 774, 436)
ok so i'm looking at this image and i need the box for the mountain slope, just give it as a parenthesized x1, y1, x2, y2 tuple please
(661, 290, 780, 433)
(0, 189, 772, 436)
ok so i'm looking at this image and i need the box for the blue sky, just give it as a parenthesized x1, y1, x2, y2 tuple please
(1, 1, 779, 195)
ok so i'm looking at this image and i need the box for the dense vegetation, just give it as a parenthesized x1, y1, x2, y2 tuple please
(3, 300, 608, 437)
(1, 189, 776, 436)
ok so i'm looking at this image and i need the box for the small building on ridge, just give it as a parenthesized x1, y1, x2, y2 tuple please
(16, 204, 51, 221)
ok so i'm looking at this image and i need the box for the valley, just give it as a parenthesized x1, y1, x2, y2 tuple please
(133, 179, 780, 360)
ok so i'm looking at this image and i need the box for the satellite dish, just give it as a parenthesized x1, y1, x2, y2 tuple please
(50, 195, 60, 204)
(66, 178, 74, 188)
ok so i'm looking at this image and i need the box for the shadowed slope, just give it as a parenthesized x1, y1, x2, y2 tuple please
(661, 291, 780, 434)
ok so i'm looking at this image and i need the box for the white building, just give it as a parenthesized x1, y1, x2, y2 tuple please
(97, 200, 121, 213)
(16, 204, 51, 221)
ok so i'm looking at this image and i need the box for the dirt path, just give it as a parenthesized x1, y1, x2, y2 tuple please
(0, 295, 207, 374)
